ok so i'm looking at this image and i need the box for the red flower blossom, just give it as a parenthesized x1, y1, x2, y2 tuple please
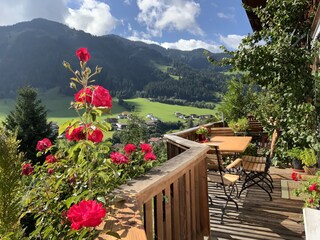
(76, 48, 90, 62)
(309, 198, 314, 204)
(36, 138, 52, 151)
(88, 128, 103, 143)
(140, 143, 152, 154)
(74, 86, 112, 108)
(67, 199, 106, 230)
(66, 126, 86, 142)
(74, 87, 92, 104)
(309, 183, 318, 192)
(22, 163, 34, 176)
(46, 154, 58, 164)
(110, 152, 129, 164)
(144, 152, 157, 161)
(48, 168, 54, 175)
(124, 143, 136, 155)
(92, 86, 112, 108)
(291, 172, 302, 181)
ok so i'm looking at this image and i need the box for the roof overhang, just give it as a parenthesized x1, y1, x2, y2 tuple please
(242, 0, 267, 31)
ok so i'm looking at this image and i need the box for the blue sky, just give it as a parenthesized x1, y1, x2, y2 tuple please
(0, 0, 253, 52)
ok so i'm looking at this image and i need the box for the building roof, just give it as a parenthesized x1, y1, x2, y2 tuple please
(242, 0, 266, 31)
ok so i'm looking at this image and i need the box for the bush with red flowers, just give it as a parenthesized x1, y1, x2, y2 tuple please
(21, 48, 124, 239)
(294, 170, 320, 209)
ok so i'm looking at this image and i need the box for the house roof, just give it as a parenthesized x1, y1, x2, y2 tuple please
(242, 0, 266, 31)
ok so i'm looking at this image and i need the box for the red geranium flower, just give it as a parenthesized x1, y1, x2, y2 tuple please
(92, 85, 112, 108)
(110, 152, 129, 164)
(124, 143, 136, 155)
(308, 198, 314, 204)
(140, 143, 152, 153)
(48, 168, 54, 175)
(88, 128, 103, 143)
(309, 183, 318, 192)
(291, 172, 301, 181)
(46, 154, 58, 164)
(22, 163, 34, 176)
(67, 199, 106, 230)
(76, 48, 90, 62)
(144, 152, 157, 161)
(36, 138, 52, 151)
(74, 87, 92, 104)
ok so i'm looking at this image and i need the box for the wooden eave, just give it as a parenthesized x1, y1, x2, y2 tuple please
(242, 0, 266, 31)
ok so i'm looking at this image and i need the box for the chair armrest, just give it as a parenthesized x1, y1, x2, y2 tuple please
(225, 158, 242, 170)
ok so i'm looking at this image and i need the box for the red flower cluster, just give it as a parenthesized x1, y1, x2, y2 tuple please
(46, 154, 58, 164)
(36, 138, 52, 151)
(110, 152, 129, 165)
(144, 152, 157, 161)
(22, 163, 34, 176)
(48, 168, 54, 175)
(74, 85, 112, 108)
(140, 143, 152, 153)
(309, 183, 319, 192)
(124, 143, 136, 155)
(66, 126, 103, 143)
(76, 48, 90, 62)
(67, 199, 106, 230)
(291, 172, 302, 181)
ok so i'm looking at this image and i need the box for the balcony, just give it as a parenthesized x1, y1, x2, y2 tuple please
(103, 123, 305, 239)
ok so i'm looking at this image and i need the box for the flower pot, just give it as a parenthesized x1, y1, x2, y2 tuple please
(292, 158, 304, 172)
(304, 166, 317, 175)
(198, 134, 206, 142)
(303, 207, 320, 240)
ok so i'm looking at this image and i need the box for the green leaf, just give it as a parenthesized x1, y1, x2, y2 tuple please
(105, 231, 121, 239)
(59, 120, 73, 136)
(43, 225, 54, 239)
(65, 196, 77, 208)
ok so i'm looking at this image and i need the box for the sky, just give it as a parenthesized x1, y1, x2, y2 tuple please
(0, 0, 253, 53)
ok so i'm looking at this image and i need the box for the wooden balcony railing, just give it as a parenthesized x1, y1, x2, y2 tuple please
(100, 123, 222, 240)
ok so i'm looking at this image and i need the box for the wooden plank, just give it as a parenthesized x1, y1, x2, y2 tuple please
(144, 200, 153, 239)
(179, 175, 187, 240)
(164, 186, 172, 240)
(190, 168, 197, 240)
(185, 170, 192, 240)
(155, 193, 164, 240)
(194, 165, 201, 239)
(173, 180, 180, 240)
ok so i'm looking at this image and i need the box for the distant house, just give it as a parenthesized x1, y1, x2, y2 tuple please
(190, 114, 199, 119)
(105, 118, 118, 124)
(116, 123, 128, 130)
(199, 114, 213, 120)
(146, 113, 153, 118)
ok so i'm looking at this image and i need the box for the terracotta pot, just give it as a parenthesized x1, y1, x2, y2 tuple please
(198, 134, 206, 142)
(303, 166, 317, 175)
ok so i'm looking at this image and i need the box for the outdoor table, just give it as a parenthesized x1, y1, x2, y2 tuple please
(203, 136, 252, 154)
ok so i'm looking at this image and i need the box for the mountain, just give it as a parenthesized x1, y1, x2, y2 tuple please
(0, 18, 229, 100)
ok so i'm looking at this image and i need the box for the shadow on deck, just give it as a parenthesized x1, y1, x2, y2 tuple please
(209, 167, 305, 240)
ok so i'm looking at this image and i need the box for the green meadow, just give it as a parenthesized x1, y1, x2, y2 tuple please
(0, 88, 218, 126)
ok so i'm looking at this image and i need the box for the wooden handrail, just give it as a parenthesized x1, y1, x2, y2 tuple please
(100, 125, 218, 240)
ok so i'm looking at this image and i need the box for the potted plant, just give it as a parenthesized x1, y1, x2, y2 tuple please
(196, 126, 209, 142)
(300, 148, 317, 175)
(287, 147, 304, 171)
(228, 117, 249, 135)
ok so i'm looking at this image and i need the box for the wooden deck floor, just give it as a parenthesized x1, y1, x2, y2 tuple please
(208, 167, 305, 240)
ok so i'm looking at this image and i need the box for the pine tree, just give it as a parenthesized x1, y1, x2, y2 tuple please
(0, 128, 24, 235)
(2, 86, 54, 163)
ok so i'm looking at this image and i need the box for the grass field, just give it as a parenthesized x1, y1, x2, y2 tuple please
(0, 88, 218, 126)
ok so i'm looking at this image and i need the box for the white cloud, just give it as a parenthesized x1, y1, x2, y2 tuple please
(0, 0, 68, 26)
(217, 12, 234, 21)
(128, 36, 221, 53)
(65, 0, 117, 36)
(219, 34, 244, 50)
(136, 0, 203, 37)
(123, 0, 132, 5)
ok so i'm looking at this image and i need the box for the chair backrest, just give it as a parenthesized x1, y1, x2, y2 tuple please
(210, 127, 234, 136)
(265, 129, 278, 171)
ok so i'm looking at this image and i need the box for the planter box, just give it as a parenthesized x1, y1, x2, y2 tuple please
(303, 207, 320, 240)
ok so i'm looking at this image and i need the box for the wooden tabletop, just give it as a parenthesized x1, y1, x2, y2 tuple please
(203, 136, 252, 153)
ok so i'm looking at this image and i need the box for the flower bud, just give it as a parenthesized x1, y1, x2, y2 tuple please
(63, 61, 71, 70)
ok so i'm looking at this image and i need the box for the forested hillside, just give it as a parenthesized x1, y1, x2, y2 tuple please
(0, 18, 229, 102)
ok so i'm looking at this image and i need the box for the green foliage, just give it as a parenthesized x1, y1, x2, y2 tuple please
(300, 148, 317, 167)
(117, 114, 149, 145)
(217, 77, 258, 121)
(228, 117, 249, 132)
(2, 87, 54, 163)
(0, 128, 24, 236)
(217, 0, 319, 163)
